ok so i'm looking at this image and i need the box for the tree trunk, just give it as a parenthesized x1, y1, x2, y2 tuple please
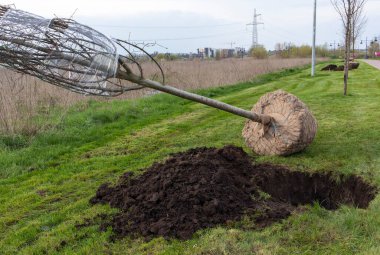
(352, 19, 355, 61)
(343, 3, 352, 96)
(344, 26, 351, 96)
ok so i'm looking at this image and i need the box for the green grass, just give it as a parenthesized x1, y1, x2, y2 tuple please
(1, 62, 380, 254)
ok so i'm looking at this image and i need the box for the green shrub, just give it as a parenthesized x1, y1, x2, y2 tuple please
(249, 46, 268, 59)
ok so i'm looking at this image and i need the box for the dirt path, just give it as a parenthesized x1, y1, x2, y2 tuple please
(362, 59, 380, 70)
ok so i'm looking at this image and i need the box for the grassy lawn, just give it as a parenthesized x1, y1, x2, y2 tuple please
(1, 61, 380, 255)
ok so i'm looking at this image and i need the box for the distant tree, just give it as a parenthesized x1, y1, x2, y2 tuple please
(274, 42, 292, 58)
(249, 46, 268, 59)
(331, 0, 367, 96)
(215, 49, 222, 60)
(298, 45, 312, 58)
(274, 43, 331, 58)
(155, 53, 179, 61)
(368, 42, 380, 58)
(316, 44, 330, 57)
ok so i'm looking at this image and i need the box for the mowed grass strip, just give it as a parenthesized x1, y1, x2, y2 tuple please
(1, 62, 380, 254)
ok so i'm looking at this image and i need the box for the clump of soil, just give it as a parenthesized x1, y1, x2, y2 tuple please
(90, 146, 377, 240)
(321, 62, 360, 71)
(321, 64, 338, 71)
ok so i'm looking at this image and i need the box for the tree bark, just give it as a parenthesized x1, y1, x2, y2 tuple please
(344, 28, 351, 96)
(343, 2, 352, 96)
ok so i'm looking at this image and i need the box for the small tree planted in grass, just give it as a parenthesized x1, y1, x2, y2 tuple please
(331, 0, 367, 96)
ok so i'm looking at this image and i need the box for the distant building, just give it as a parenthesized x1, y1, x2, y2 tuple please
(197, 48, 215, 58)
(195, 47, 246, 59)
(220, 49, 235, 58)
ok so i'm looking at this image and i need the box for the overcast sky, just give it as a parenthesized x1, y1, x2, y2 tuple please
(3, 0, 380, 53)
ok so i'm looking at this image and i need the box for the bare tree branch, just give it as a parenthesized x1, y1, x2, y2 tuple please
(0, 5, 166, 97)
(352, 7, 367, 58)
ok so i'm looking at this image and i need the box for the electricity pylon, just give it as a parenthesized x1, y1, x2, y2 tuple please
(247, 9, 264, 48)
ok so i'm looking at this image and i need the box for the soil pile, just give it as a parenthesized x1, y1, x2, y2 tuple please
(321, 62, 360, 71)
(90, 146, 377, 240)
(321, 64, 338, 71)
(90, 146, 272, 239)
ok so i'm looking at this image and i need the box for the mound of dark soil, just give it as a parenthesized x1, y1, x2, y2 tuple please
(321, 64, 338, 71)
(90, 146, 266, 239)
(350, 62, 360, 69)
(90, 146, 377, 240)
(327, 62, 360, 71)
(335, 65, 345, 71)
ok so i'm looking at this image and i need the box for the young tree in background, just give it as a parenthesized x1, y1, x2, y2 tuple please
(331, 0, 367, 96)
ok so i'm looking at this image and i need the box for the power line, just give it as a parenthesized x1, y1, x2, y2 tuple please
(90, 22, 243, 29)
(131, 30, 248, 42)
(264, 20, 300, 38)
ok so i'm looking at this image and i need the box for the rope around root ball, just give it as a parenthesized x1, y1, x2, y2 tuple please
(242, 90, 317, 156)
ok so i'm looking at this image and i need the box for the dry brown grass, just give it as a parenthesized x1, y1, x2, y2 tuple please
(0, 57, 311, 135)
(0, 70, 84, 135)
(160, 57, 311, 90)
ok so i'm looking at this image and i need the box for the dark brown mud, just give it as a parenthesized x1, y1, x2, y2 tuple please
(90, 146, 377, 240)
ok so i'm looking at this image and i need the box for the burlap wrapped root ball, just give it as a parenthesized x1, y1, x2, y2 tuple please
(242, 90, 317, 156)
